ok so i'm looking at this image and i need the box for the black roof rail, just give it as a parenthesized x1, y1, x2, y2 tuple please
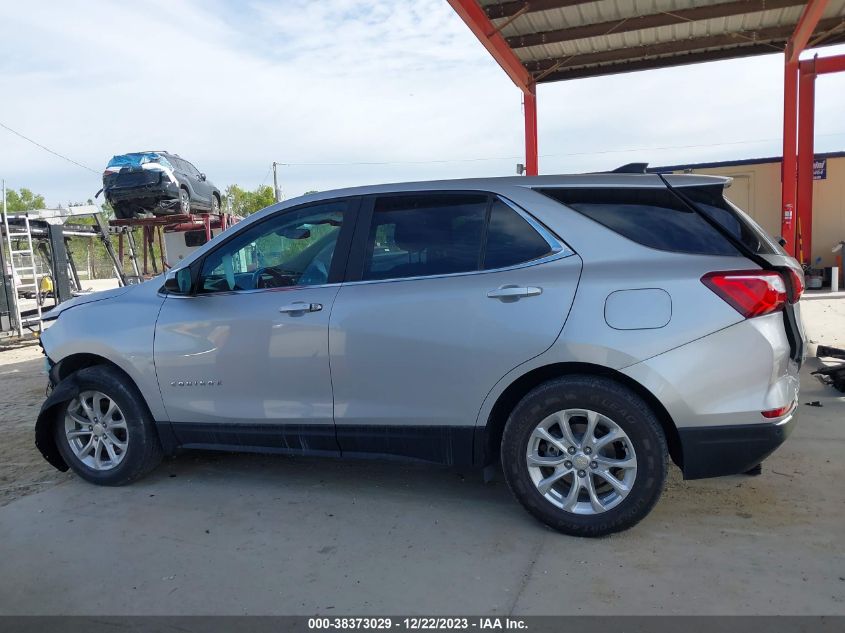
(610, 162, 648, 173)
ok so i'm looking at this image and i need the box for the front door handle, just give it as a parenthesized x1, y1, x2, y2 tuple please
(487, 286, 543, 300)
(279, 302, 322, 314)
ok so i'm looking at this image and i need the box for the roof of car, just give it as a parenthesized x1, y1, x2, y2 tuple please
(294, 172, 731, 203)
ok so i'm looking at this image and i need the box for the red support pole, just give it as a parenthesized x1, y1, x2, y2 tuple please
(780, 0, 827, 257)
(524, 86, 538, 176)
(142, 227, 149, 275)
(796, 61, 816, 266)
(781, 58, 799, 255)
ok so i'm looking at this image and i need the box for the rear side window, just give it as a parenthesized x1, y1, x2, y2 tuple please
(484, 199, 552, 269)
(363, 194, 487, 281)
(681, 185, 782, 255)
(537, 188, 738, 256)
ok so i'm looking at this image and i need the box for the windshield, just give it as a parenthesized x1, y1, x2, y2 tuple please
(106, 152, 173, 170)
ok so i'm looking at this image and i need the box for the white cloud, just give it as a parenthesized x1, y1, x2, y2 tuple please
(0, 0, 843, 207)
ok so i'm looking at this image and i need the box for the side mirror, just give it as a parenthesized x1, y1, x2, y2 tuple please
(199, 173, 207, 181)
(163, 268, 193, 294)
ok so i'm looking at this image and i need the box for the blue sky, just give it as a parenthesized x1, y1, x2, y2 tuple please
(1, 0, 844, 207)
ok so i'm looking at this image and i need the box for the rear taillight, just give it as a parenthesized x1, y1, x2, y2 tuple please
(701, 270, 787, 318)
(787, 269, 804, 303)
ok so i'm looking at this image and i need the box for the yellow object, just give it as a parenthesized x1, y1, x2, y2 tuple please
(39, 275, 53, 293)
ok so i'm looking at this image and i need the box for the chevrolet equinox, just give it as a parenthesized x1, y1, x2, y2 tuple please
(36, 173, 805, 536)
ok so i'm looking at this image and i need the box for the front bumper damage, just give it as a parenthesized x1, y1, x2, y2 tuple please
(34, 371, 80, 472)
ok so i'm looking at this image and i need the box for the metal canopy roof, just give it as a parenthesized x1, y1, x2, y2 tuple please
(477, 0, 845, 82)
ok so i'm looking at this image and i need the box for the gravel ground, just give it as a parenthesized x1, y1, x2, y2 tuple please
(0, 342, 72, 507)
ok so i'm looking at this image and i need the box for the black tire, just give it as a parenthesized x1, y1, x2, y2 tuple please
(53, 365, 163, 486)
(179, 187, 191, 215)
(501, 375, 667, 537)
(211, 193, 220, 214)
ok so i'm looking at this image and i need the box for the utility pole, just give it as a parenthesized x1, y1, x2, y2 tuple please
(272, 162, 281, 202)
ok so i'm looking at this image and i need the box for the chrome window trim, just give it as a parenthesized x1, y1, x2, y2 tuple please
(161, 282, 342, 299)
(345, 194, 574, 288)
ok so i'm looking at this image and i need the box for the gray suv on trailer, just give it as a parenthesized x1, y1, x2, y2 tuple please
(36, 173, 805, 536)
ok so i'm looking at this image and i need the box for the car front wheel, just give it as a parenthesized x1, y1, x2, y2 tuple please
(501, 375, 667, 537)
(54, 365, 163, 486)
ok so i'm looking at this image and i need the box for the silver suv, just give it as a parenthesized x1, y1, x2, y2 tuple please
(36, 174, 805, 536)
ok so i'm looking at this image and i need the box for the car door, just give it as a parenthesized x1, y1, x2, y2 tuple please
(328, 192, 582, 463)
(184, 160, 212, 208)
(154, 198, 358, 453)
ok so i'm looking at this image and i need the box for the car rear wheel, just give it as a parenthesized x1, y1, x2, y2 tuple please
(501, 375, 667, 536)
(54, 365, 163, 486)
(211, 194, 220, 214)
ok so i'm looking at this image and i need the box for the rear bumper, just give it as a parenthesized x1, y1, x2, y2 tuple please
(678, 411, 797, 479)
(104, 182, 180, 204)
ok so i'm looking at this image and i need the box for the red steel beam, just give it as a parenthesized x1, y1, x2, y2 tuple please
(781, 0, 828, 257)
(446, 0, 533, 93)
(484, 0, 595, 20)
(447, 0, 539, 174)
(781, 58, 799, 255)
(810, 53, 845, 74)
(790, 53, 845, 265)
(507, 0, 805, 49)
(524, 86, 538, 176)
(796, 61, 816, 265)
(786, 0, 830, 62)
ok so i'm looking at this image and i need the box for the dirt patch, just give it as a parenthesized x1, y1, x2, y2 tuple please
(0, 341, 71, 506)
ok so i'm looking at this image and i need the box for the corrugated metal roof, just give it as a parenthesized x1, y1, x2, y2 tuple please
(476, 0, 845, 82)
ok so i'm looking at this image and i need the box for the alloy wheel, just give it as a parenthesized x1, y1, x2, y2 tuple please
(64, 390, 129, 471)
(526, 408, 637, 515)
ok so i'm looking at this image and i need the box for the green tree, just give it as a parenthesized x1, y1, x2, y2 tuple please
(225, 184, 276, 216)
(3, 187, 45, 212)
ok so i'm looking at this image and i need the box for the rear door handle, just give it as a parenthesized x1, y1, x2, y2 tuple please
(279, 302, 322, 314)
(486, 286, 542, 300)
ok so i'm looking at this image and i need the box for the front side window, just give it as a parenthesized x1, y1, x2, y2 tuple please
(362, 194, 487, 281)
(198, 201, 346, 293)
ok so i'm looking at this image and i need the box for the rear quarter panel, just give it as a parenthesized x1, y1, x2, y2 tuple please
(474, 185, 763, 427)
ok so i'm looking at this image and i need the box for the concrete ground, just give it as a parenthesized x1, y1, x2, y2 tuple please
(0, 301, 843, 615)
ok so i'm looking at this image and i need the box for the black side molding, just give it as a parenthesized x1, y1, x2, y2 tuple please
(336, 425, 475, 466)
(160, 422, 477, 467)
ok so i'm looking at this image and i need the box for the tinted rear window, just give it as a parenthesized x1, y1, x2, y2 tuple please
(537, 187, 738, 256)
(106, 152, 173, 170)
(483, 199, 552, 269)
(680, 184, 782, 255)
